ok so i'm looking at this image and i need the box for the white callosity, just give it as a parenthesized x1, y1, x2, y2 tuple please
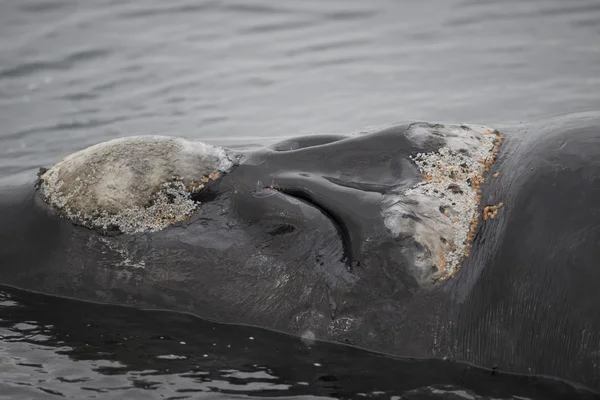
(382, 123, 501, 283)
(39, 136, 237, 234)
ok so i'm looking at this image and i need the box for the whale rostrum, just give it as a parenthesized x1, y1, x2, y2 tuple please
(38, 136, 238, 234)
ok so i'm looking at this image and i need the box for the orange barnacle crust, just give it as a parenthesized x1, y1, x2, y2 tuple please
(407, 127, 505, 283)
(483, 132, 504, 172)
(187, 180, 205, 193)
(471, 175, 485, 189)
(483, 202, 504, 221)
(464, 213, 480, 258)
(186, 172, 223, 195)
(455, 131, 504, 269)
(438, 253, 447, 273)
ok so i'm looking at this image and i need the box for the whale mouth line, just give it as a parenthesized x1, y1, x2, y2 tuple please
(268, 186, 353, 270)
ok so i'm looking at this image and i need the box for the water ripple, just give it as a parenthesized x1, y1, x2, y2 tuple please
(116, 1, 218, 20)
(0, 48, 111, 80)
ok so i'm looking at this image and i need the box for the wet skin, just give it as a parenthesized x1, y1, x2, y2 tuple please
(1, 112, 599, 389)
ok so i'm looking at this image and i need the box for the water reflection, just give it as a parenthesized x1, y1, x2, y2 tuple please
(0, 288, 597, 399)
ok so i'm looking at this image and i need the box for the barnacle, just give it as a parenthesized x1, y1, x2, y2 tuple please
(403, 128, 504, 280)
(38, 136, 236, 234)
(483, 202, 504, 221)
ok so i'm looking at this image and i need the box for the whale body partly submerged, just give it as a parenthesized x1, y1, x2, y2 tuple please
(1, 112, 599, 390)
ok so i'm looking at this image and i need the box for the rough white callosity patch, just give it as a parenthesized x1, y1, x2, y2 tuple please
(39, 136, 237, 234)
(382, 123, 501, 282)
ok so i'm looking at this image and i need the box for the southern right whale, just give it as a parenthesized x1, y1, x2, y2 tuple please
(0, 112, 599, 390)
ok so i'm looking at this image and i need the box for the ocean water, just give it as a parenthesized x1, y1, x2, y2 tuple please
(1, 0, 600, 398)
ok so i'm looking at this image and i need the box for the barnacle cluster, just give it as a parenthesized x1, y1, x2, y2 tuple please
(383, 124, 504, 283)
(38, 136, 235, 234)
(41, 169, 224, 234)
(407, 130, 504, 278)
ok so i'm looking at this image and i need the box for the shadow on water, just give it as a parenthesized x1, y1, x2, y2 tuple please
(0, 286, 597, 399)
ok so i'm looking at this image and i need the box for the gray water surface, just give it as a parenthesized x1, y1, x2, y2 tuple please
(1, 0, 600, 182)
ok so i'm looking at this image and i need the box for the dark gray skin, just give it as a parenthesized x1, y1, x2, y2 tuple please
(1, 112, 599, 390)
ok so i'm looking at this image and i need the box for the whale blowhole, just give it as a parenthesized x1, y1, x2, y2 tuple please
(38, 135, 237, 234)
